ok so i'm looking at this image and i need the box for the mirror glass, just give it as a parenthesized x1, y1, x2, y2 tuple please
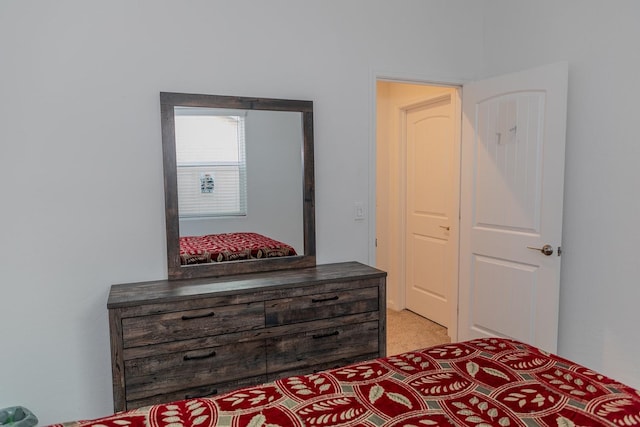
(161, 92, 316, 280)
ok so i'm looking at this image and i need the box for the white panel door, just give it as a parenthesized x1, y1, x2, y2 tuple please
(458, 62, 568, 353)
(405, 93, 458, 328)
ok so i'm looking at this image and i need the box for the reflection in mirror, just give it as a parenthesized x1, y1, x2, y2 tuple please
(161, 93, 315, 280)
(175, 107, 303, 253)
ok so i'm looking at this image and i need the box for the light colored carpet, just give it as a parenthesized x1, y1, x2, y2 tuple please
(386, 309, 451, 355)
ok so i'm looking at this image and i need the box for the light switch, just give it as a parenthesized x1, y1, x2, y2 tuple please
(354, 202, 365, 220)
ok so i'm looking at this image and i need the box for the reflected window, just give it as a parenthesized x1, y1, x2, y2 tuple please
(174, 107, 247, 218)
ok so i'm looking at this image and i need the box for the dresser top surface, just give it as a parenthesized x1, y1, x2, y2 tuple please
(108, 261, 386, 308)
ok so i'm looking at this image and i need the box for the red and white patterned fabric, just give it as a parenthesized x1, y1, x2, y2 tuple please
(52, 338, 640, 427)
(179, 232, 297, 265)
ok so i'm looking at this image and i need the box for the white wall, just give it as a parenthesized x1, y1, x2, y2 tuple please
(0, 1, 483, 424)
(480, 0, 640, 389)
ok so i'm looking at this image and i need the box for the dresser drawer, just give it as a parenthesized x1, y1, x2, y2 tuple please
(122, 302, 264, 348)
(266, 320, 378, 374)
(265, 286, 379, 326)
(124, 339, 266, 400)
(267, 354, 378, 382)
(127, 374, 268, 409)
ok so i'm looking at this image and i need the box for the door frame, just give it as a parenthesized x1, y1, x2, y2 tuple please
(370, 72, 464, 341)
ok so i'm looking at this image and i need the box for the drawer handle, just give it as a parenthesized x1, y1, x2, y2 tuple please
(181, 311, 215, 320)
(183, 350, 217, 361)
(312, 331, 339, 339)
(311, 295, 339, 303)
(185, 388, 218, 399)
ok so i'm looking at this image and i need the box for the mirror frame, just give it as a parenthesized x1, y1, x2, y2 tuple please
(160, 92, 316, 280)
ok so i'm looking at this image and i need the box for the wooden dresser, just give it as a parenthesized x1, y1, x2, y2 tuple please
(108, 262, 386, 411)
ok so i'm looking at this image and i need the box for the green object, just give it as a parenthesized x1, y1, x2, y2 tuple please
(0, 407, 37, 427)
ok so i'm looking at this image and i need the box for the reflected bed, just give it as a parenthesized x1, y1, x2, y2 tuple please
(52, 338, 640, 426)
(179, 232, 297, 265)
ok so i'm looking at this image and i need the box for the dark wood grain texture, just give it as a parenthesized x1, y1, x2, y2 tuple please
(126, 375, 268, 410)
(266, 321, 379, 373)
(121, 302, 264, 348)
(108, 262, 386, 412)
(265, 286, 379, 326)
(108, 309, 125, 410)
(124, 340, 267, 399)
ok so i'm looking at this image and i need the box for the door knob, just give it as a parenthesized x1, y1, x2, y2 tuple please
(439, 225, 450, 231)
(527, 244, 554, 256)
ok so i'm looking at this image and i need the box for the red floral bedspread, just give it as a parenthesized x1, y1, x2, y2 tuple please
(179, 232, 297, 264)
(53, 338, 640, 426)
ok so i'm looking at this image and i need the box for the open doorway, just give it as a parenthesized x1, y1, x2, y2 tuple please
(375, 80, 461, 341)
(374, 63, 567, 352)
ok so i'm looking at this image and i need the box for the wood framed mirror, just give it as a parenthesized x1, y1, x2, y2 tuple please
(160, 92, 315, 280)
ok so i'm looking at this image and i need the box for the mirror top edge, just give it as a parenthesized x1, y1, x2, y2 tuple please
(160, 92, 313, 113)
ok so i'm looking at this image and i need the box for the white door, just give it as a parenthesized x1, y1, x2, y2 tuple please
(405, 93, 459, 328)
(458, 62, 568, 353)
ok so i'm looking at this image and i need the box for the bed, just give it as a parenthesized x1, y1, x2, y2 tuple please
(179, 232, 297, 265)
(52, 337, 640, 426)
